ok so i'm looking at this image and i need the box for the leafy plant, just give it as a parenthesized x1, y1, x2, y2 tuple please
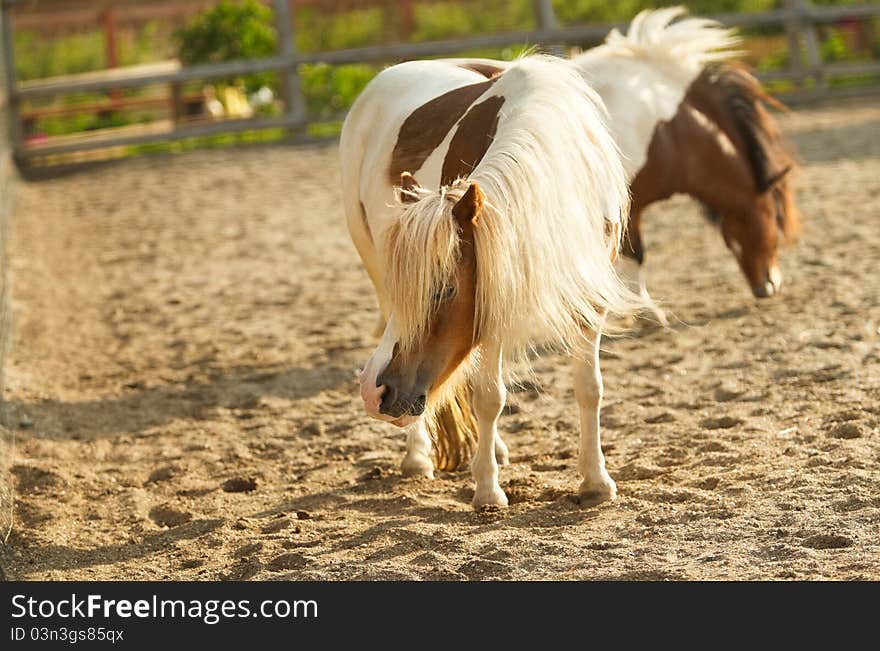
(174, 0, 278, 93)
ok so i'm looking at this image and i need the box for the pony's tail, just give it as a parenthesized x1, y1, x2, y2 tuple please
(428, 382, 477, 471)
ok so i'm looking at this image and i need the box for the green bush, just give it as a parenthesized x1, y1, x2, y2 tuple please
(174, 0, 278, 93)
(300, 63, 378, 118)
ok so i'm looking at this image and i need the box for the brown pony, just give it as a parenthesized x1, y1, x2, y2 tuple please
(626, 62, 800, 300)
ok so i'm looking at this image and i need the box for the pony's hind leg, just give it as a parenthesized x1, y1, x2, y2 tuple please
(401, 417, 434, 479)
(573, 320, 617, 506)
(470, 344, 508, 509)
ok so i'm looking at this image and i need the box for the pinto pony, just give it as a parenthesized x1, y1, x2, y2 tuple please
(574, 7, 801, 314)
(453, 7, 800, 314)
(340, 55, 639, 507)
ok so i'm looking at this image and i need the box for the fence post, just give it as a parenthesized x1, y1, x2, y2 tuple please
(399, 0, 415, 41)
(783, 0, 805, 88)
(532, 0, 562, 55)
(788, 0, 826, 90)
(273, 0, 307, 126)
(533, 0, 558, 32)
(101, 8, 122, 109)
(0, 4, 21, 159)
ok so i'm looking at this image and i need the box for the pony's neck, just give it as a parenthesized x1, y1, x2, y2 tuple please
(679, 102, 757, 216)
(631, 90, 757, 219)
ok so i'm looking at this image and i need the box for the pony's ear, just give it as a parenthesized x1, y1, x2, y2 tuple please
(397, 172, 422, 204)
(451, 183, 484, 227)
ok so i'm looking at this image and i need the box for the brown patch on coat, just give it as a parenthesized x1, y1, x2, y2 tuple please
(441, 95, 505, 186)
(457, 62, 505, 79)
(388, 78, 498, 185)
(626, 62, 800, 295)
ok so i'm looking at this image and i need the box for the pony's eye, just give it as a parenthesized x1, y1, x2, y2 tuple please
(434, 285, 456, 303)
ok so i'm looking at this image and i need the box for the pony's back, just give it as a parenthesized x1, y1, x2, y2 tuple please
(573, 7, 740, 177)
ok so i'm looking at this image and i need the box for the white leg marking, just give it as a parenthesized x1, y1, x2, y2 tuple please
(573, 319, 617, 506)
(470, 344, 508, 509)
(401, 417, 434, 479)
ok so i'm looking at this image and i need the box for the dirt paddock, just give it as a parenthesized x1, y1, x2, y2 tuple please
(3, 99, 879, 580)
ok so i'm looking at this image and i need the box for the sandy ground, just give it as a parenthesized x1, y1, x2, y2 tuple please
(2, 99, 879, 581)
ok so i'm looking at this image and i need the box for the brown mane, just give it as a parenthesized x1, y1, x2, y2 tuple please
(692, 62, 801, 241)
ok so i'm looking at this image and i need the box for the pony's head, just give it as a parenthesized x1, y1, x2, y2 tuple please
(359, 174, 482, 426)
(690, 63, 801, 298)
(705, 167, 800, 298)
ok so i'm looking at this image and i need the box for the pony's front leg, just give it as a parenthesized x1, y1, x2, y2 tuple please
(573, 322, 617, 506)
(470, 344, 508, 509)
(401, 417, 434, 479)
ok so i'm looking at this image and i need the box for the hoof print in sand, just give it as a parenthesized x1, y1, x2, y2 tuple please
(802, 533, 854, 550)
(268, 552, 308, 571)
(149, 505, 193, 528)
(827, 422, 865, 439)
(700, 416, 744, 430)
(221, 477, 258, 493)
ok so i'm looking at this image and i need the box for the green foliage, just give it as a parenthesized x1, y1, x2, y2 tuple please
(300, 63, 377, 118)
(39, 111, 133, 138)
(296, 7, 388, 51)
(821, 27, 852, 63)
(15, 30, 106, 81)
(15, 22, 162, 82)
(552, 0, 778, 26)
(174, 0, 278, 93)
(410, 1, 535, 41)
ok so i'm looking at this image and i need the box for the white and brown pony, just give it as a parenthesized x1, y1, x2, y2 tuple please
(340, 55, 639, 508)
(575, 7, 801, 317)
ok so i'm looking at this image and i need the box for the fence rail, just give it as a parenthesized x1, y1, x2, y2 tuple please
(3, 0, 880, 165)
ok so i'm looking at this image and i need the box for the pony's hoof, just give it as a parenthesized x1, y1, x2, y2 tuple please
(472, 486, 508, 510)
(401, 454, 434, 479)
(577, 476, 617, 507)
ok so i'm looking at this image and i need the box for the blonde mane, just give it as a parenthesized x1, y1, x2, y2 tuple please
(597, 6, 740, 72)
(384, 55, 641, 361)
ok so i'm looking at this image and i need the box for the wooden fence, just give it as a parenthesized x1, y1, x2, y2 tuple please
(3, 0, 880, 165)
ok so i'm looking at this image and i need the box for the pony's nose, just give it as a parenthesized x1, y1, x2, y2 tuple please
(410, 394, 427, 416)
(378, 383, 401, 417)
(376, 379, 426, 418)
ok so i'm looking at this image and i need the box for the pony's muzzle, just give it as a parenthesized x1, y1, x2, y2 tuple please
(376, 373, 427, 419)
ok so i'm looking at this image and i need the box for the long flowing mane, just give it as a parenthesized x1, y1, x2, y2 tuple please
(600, 6, 741, 70)
(384, 55, 639, 359)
